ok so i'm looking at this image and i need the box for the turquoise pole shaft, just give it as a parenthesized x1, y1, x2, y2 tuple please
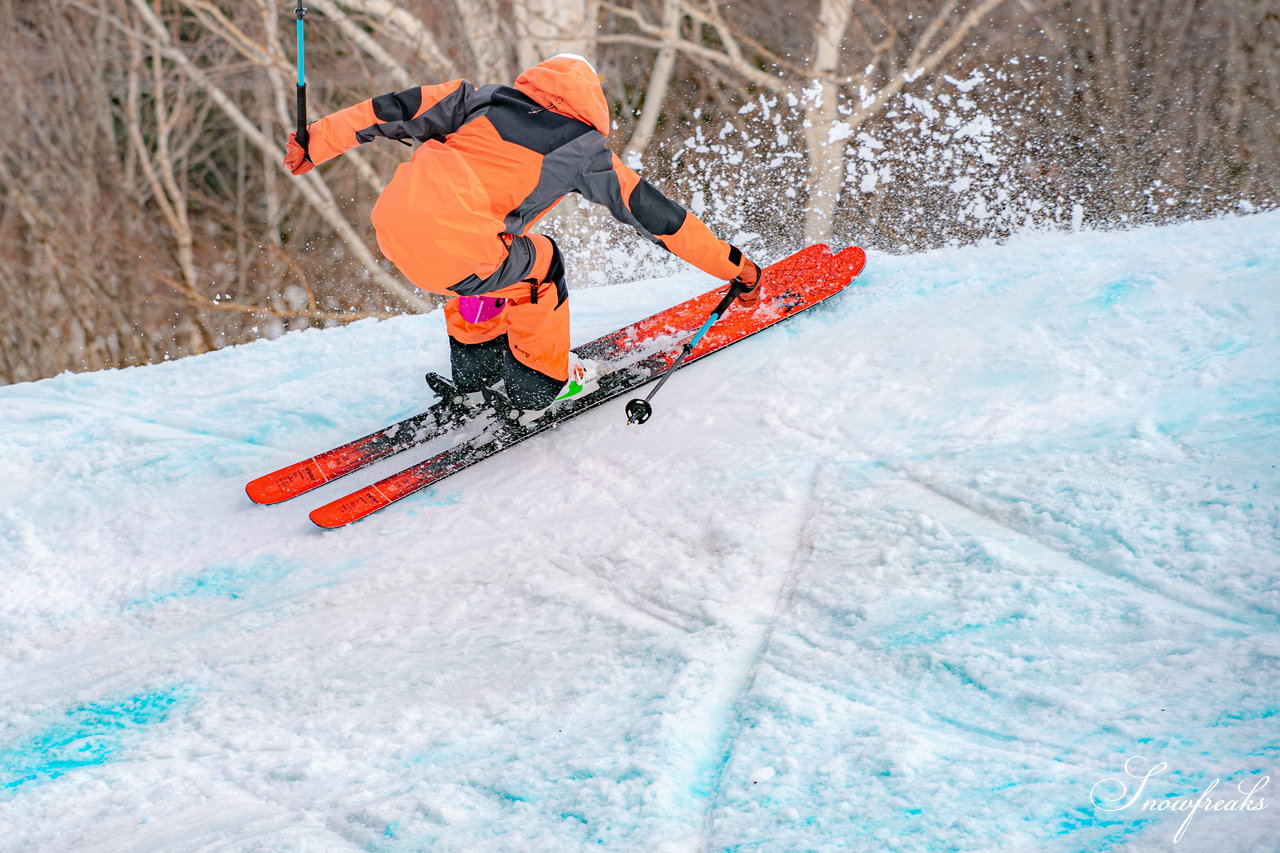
(296, 17, 305, 86)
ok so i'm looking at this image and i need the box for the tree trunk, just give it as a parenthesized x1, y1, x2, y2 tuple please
(802, 0, 854, 245)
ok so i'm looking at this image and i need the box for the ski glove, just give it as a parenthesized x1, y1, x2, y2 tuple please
(284, 131, 313, 175)
(732, 258, 763, 307)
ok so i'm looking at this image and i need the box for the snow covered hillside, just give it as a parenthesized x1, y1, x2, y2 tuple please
(1, 213, 1278, 852)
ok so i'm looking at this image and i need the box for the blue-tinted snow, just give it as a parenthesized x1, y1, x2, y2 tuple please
(0, 213, 1277, 851)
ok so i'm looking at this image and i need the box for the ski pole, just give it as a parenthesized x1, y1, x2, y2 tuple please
(625, 280, 750, 425)
(294, 2, 309, 151)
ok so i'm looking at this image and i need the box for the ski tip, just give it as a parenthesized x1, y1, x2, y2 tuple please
(309, 487, 390, 529)
(836, 245, 867, 278)
(245, 459, 326, 505)
(308, 504, 354, 529)
(769, 244, 828, 272)
(246, 475, 291, 505)
(309, 501, 355, 528)
(308, 510, 347, 529)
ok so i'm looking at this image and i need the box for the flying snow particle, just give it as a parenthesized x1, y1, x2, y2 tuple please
(828, 122, 854, 144)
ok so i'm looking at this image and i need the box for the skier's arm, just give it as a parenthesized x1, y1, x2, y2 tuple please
(578, 151, 750, 282)
(284, 80, 476, 172)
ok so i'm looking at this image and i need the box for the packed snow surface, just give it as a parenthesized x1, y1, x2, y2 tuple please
(1, 213, 1278, 852)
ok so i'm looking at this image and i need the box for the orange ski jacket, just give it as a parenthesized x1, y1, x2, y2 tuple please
(301, 56, 750, 296)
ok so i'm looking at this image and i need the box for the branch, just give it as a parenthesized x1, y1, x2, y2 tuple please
(328, 0, 459, 80)
(73, 0, 431, 312)
(906, 0, 960, 73)
(597, 32, 787, 92)
(159, 285, 397, 322)
(861, 0, 1009, 126)
(307, 0, 413, 88)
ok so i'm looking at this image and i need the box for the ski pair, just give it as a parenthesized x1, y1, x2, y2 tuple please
(245, 243, 868, 527)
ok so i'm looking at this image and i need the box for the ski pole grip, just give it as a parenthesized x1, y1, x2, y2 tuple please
(295, 83, 308, 150)
(711, 280, 750, 319)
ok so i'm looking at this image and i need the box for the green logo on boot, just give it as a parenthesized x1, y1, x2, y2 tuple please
(554, 380, 584, 402)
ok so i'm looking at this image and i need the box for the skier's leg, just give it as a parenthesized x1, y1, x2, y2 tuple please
(444, 296, 510, 393)
(501, 299, 569, 410)
(500, 234, 572, 410)
(448, 335, 507, 393)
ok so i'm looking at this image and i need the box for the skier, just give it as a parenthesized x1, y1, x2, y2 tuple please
(283, 53, 762, 413)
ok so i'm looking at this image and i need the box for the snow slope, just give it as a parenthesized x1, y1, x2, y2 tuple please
(1, 213, 1278, 852)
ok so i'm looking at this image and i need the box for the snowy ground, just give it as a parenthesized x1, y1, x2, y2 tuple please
(1, 213, 1278, 852)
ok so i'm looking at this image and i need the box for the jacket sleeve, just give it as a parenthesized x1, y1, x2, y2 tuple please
(304, 80, 476, 166)
(577, 150, 747, 281)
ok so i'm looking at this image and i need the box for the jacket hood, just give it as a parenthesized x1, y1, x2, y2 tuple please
(514, 55, 611, 137)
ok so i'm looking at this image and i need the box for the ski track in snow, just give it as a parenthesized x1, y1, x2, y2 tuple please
(2, 213, 1279, 851)
(898, 472, 1272, 629)
(696, 460, 826, 852)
